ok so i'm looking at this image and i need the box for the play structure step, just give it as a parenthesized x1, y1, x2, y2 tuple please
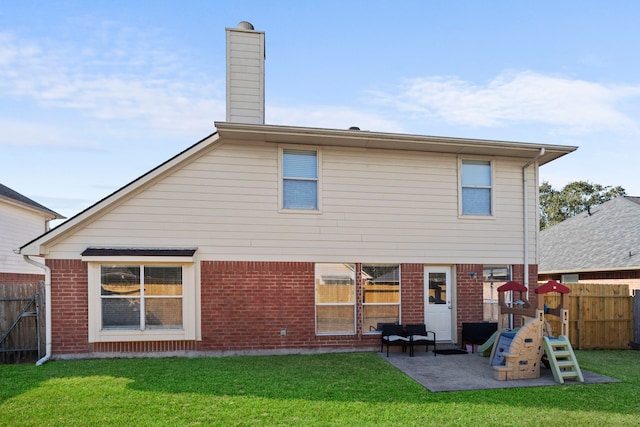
(553, 351, 571, 358)
(543, 335, 584, 384)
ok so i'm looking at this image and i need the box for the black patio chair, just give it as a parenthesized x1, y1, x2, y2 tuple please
(405, 323, 436, 357)
(381, 324, 410, 357)
(370, 322, 397, 332)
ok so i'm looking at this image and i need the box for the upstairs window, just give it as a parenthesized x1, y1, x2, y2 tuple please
(282, 149, 318, 210)
(461, 160, 492, 216)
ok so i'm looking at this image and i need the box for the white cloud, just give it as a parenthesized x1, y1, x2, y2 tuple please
(371, 71, 640, 135)
(0, 27, 225, 143)
(0, 120, 100, 148)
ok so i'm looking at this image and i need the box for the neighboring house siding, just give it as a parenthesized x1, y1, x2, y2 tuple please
(45, 140, 537, 265)
(0, 272, 43, 286)
(539, 270, 640, 294)
(0, 201, 47, 277)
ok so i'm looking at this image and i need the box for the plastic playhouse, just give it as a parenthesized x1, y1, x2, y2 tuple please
(488, 280, 584, 383)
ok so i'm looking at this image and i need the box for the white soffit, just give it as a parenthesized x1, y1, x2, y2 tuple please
(215, 122, 577, 165)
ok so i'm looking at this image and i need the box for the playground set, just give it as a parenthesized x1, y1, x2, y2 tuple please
(480, 280, 584, 384)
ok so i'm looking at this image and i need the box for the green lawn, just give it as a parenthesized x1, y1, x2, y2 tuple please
(1, 350, 638, 426)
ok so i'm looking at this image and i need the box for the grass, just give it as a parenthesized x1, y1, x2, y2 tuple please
(0, 350, 638, 426)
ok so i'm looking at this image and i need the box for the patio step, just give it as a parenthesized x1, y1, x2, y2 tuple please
(543, 335, 584, 384)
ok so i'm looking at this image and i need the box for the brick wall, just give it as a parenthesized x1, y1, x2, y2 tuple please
(0, 272, 44, 286)
(455, 264, 483, 342)
(201, 261, 379, 351)
(400, 263, 424, 323)
(48, 259, 90, 354)
(43, 259, 539, 357)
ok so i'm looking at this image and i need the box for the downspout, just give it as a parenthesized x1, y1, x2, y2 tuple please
(522, 148, 545, 291)
(22, 255, 52, 365)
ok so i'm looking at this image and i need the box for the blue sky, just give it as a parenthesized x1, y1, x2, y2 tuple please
(2, 1, 640, 224)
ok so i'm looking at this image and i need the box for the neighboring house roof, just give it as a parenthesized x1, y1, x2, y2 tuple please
(539, 196, 640, 274)
(19, 122, 577, 257)
(0, 183, 65, 220)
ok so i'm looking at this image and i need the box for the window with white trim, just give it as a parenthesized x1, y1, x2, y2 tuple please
(315, 263, 355, 335)
(362, 264, 400, 332)
(461, 159, 492, 216)
(282, 148, 318, 210)
(85, 252, 197, 343)
(483, 265, 511, 322)
(100, 264, 183, 330)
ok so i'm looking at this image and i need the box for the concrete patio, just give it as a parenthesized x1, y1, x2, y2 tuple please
(380, 348, 618, 392)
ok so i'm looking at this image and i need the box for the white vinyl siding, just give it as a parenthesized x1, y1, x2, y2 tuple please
(45, 140, 537, 265)
(0, 202, 48, 275)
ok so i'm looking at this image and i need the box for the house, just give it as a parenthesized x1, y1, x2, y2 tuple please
(0, 183, 64, 286)
(18, 22, 576, 361)
(539, 196, 640, 294)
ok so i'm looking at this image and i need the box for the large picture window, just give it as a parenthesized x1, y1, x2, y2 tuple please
(282, 148, 318, 210)
(86, 253, 197, 343)
(362, 264, 400, 332)
(461, 159, 492, 216)
(315, 263, 355, 334)
(100, 265, 183, 330)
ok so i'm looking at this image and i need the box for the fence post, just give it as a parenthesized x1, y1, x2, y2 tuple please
(634, 290, 639, 345)
(576, 295, 583, 350)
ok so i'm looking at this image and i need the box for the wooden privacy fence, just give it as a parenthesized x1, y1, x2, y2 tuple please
(543, 283, 633, 350)
(0, 282, 44, 363)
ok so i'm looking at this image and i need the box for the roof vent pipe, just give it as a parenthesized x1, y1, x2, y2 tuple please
(237, 21, 254, 30)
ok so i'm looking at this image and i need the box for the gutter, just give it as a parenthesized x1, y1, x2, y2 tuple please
(22, 255, 52, 365)
(522, 148, 545, 290)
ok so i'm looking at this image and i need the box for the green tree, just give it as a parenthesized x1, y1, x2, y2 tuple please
(539, 180, 626, 230)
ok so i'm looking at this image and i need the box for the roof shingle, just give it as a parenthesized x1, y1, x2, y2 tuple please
(539, 196, 640, 273)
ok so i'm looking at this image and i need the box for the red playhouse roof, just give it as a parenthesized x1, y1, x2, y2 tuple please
(535, 280, 571, 294)
(497, 281, 528, 293)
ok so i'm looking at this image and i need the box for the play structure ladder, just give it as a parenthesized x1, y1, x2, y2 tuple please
(543, 335, 584, 384)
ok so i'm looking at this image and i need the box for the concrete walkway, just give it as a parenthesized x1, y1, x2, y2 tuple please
(380, 349, 618, 392)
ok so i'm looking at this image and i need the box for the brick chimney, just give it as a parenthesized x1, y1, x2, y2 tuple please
(226, 21, 265, 124)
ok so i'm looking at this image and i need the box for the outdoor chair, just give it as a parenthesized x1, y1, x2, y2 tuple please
(405, 323, 436, 357)
(370, 322, 397, 332)
(381, 324, 410, 357)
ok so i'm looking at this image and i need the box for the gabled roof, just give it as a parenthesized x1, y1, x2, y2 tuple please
(19, 122, 576, 256)
(0, 183, 65, 220)
(539, 196, 640, 274)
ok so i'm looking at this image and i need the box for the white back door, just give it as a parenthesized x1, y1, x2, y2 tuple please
(424, 266, 453, 341)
